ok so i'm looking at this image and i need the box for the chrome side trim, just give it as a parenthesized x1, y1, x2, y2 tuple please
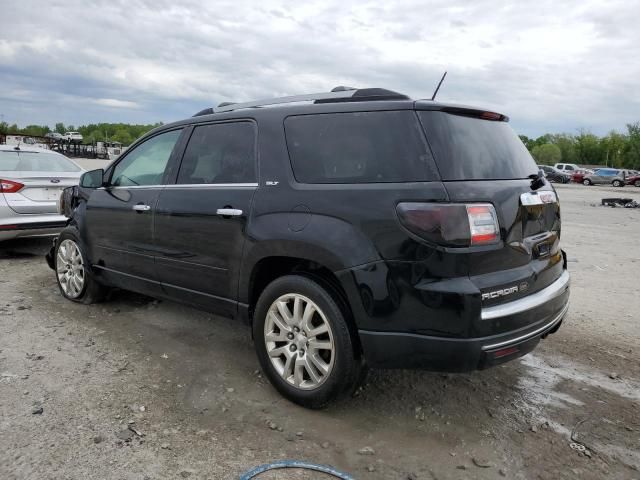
(481, 270, 570, 321)
(99, 183, 259, 190)
(99, 185, 163, 190)
(163, 183, 259, 189)
(481, 301, 569, 351)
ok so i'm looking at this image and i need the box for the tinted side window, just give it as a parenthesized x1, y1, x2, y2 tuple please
(177, 122, 256, 184)
(285, 111, 438, 184)
(111, 130, 181, 186)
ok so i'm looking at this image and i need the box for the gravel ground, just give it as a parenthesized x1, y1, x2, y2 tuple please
(1, 183, 639, 480)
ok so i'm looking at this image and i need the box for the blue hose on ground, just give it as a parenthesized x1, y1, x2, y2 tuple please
(239, 459, 355, 479)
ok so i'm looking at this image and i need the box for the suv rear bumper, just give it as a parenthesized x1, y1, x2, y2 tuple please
(357, 270, 570, 371)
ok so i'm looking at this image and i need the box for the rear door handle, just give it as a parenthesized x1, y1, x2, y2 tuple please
(133, 204, 151, 212)
(216, 208, 243, 217)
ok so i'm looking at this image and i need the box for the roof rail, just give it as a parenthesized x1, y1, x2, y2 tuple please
(193, 87, 410, 116)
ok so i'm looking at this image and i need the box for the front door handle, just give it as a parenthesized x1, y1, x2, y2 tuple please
(133, 204, 151, 212)
(216, 208, 243, 217)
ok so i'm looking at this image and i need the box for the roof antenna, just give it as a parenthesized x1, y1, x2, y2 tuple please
(431, 71, 447, 101)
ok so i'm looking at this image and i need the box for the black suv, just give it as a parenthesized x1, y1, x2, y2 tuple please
(48, 87, 570, 408)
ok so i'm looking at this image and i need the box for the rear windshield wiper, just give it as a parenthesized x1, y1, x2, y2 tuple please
(529, 171, 546, 190)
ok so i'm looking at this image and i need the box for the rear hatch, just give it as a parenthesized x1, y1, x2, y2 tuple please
(0, 149, 82, 214)
(417, 108, 564, 306)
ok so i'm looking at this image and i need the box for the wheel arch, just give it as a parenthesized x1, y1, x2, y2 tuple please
(241, 252, 363, 356)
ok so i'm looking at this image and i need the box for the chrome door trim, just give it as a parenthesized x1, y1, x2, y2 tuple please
(98, 183, 259, 190)
(164, 183, 259, 189)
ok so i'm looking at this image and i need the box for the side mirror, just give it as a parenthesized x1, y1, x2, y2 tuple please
(80, 169, 105, 188)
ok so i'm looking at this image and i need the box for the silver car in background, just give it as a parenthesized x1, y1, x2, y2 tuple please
(0, 145, 83, 241)
(582, 168, 626, 187)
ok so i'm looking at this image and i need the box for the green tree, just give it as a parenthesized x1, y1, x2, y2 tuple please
(531, 143, 562, 165)
(624, 122, 640, 169)
(111, 129, 133, 145)
(600, 131, 627, 168)
(548, 134, 577, 164)
(55, 123, 66, 134)
(574, 130, 602, 165)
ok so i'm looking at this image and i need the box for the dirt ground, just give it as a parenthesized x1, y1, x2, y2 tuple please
(1, 183, 639, 480)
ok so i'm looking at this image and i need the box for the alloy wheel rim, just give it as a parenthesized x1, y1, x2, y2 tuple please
(264, 293, 335, 390)
(56, 239, 85, 298)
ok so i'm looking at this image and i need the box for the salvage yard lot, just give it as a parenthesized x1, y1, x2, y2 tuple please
(1, 184, 639, 480)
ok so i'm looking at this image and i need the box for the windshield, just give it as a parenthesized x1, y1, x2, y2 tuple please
(0, 151, 82, 172)
(419, 111, 538, 181)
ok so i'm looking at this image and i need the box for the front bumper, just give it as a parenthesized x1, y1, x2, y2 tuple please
(358, 270, 570, 371)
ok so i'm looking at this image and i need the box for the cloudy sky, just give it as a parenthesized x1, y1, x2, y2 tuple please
(0, 0, 638, 137)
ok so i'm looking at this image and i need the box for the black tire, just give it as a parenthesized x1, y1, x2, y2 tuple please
(583, 179, 591, 186)
(612, 180, 623, 187)
(54, 227, 108, 304)
(253, 275, 362, 409)
(635, 180, 640, 187)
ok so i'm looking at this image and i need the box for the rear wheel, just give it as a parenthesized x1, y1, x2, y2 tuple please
(612, 179, 623, 187)
(635, 180, 640, 187)
(583, 179, 591, 186)
(54, 229, 108, 304)
(253, 275, 362, 409)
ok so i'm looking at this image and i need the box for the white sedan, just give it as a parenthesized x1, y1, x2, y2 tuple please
(0, 145, 83, 241)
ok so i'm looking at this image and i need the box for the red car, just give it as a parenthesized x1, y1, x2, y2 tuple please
(626, 174, 640, 187)
(571, 169, 593, 183)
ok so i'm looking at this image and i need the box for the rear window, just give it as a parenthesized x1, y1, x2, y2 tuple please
(418, 111, 538, 181)
(285, 111, 438, 184)
(0, 151, 81, 172)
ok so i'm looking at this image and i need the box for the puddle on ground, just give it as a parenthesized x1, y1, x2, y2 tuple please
(516, 353, 640, 470)
(519, 354, 640, 404)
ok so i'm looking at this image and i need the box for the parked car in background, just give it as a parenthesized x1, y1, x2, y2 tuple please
(63, 132, 83, 143)
(554, 163, 581, 173)
(570, 169, 592, 183)
(46, 86, 570, 408)
(625, 173, 640, 187)
(45, 132, 63, 141)
(0, 145, 84, 241)
(582, 168, 626, 187)
(538, 165, 570, 183)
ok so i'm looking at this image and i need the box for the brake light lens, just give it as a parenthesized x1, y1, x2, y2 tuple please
(0, 179, 24, 193)
(396, 202, 500, 247)
(467, 204, 500, 245)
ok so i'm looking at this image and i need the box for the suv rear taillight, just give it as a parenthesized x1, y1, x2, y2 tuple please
(396, 202, 500, 247)
(466, 204, 499, 245)
(0, 179, 24, 193)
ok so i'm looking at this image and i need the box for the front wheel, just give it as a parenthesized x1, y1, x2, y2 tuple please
(253, 275, 363, 409)
(635, 180, 640, 187)
(54, 230, 107, 304)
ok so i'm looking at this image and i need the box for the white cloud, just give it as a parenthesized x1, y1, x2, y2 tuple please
(0, 0, 638, 136)
(93, 98, 140, 109)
